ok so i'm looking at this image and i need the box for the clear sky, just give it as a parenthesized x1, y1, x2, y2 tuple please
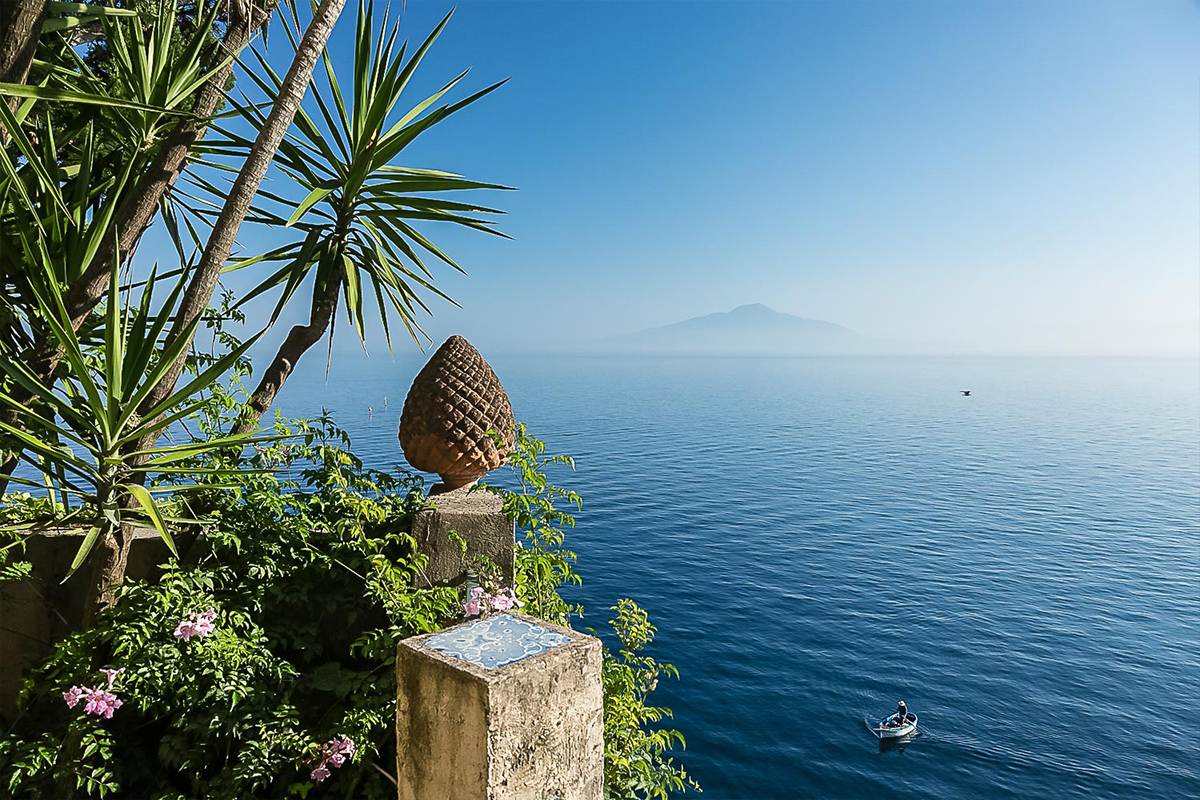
(194, 0, 1199, 359)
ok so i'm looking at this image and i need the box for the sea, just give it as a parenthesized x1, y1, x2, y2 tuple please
(276, 354, 1200, 800)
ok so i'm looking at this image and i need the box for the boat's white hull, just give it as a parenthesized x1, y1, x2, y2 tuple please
(876, 722, 916, 738)
(872, 713, 917, 739)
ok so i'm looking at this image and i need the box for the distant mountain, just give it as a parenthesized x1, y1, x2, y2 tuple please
(593, 304, 880, 355)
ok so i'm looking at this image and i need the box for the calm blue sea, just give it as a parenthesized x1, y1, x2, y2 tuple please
(277, 354, 1200, 800)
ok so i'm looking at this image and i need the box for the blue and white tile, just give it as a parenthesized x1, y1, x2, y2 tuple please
(424, 614, 572, 670)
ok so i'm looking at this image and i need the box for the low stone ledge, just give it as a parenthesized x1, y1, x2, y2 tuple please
(0, 526, 179, 723)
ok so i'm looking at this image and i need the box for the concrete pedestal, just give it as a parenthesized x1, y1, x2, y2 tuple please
(412, 485, 514, 590)
(395, 611, 603, 800)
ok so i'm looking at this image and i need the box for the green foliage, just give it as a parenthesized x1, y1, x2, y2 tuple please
(0, 261, 270, 575)
(199, 0, 511, 351)
(1, 417, 456, 799)
(0, 0, 232, 335)
(486, 423, 583, 625)
(602, 600, 701, 799)
(2, 399, 697, 799)
(2, 724, 119, 798)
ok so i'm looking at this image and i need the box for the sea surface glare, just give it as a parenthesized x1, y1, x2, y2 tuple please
(279, 355, 1200, 800)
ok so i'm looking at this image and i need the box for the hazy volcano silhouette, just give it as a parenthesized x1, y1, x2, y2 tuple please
(594, 304, 881, 355)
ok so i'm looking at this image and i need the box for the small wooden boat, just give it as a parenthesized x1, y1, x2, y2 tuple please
(871, 712, 917, 739)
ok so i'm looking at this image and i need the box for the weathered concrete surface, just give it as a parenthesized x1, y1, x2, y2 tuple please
(411, 485, 515, 590)
(396, 611, 603, 800)
(0, 527, 177, 723)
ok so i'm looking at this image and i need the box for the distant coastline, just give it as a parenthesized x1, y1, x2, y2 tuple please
(569, 304, 913, 356)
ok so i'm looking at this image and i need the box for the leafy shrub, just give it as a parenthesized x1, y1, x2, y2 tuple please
(1, 417, 698, 799)
(601, 600, 701, 799)
(2, 418, 454, 799)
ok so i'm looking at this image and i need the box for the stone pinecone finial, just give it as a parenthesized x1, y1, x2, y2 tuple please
(398, 336, 516, 489)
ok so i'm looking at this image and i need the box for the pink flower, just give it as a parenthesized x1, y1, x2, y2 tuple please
(465, 587, 523, 618)
(326, 737, 354, 755)
(174, 608, 217, 641)
(82, 690, 123, 719)
(491, 589, 523, 612)
(63, 669, 126, 718)
(63, 686, 85, 708)
(310, 736, 354, 784)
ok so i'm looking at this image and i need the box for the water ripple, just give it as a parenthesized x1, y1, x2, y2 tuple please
(279, 355, 1200, 800)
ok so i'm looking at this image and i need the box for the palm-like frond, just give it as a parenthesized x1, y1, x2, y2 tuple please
(0, 2, 233, 352)
(196, 0, 511, 351)
(0, 243, 274, 575)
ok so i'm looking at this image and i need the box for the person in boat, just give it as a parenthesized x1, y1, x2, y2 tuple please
(894, 700, 908, 725)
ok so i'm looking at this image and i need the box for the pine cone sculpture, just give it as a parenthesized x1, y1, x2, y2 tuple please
(398, 336, 516, 489)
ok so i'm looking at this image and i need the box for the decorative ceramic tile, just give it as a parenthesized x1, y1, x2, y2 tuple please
(424, 614, 572, 670)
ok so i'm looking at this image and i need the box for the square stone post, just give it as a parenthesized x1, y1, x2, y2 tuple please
(411, 485, 515, 590)
(395, 611, 603, 800)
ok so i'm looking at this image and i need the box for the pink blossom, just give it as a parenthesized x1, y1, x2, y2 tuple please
(174, 608, 217, 641)
(64, 670, 125, 718)
(310, 736, 355, 785)
(101, 668, 124, 689)
(325, 738, 348, 755)
(82, 690, 123, 719)
(465, 587, 524, 618)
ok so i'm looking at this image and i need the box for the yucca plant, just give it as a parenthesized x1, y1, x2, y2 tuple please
(0, 112, 136, 348)
(0, 0, 228, 158)
(190, 0, 511, 430)
(0, 0, 260, 491)
(0, 0, 138, 133)
(0, 249, 272, 619)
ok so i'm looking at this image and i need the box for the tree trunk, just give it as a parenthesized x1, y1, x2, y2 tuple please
(234, 272, 342, 435)
(0, 3, 265, 495)
(71, 0, 349, 627)
(134, 0, 349, 451)
(78, 523, 130, 628)
(0, 0, 46, 141)
(54, 520, 128, 799)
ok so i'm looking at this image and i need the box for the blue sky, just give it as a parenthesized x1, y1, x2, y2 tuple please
(190, 0, 1198, 359)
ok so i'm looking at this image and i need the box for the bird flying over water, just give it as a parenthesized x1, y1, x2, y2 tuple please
(961, 390, 971, 396)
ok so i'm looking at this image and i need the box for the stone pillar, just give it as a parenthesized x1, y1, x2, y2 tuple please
(411, 485, 515, 590)
(395, 611, 603, 800)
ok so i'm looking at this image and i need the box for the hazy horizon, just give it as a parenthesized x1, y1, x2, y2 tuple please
(136, 0, 1198, 362)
